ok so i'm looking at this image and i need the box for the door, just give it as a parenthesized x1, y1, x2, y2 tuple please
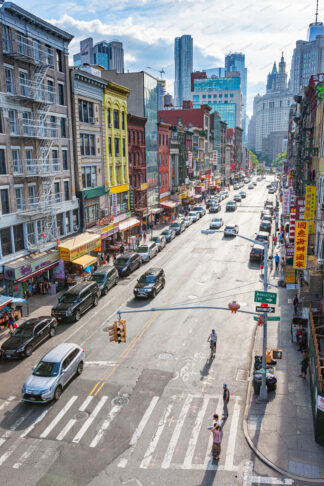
(79, 290, 88, 313)
(61, 354, 72, 386)
(107, 270, 114, 289)
(33, 322, 47, 347)
(84, 288, 93, 310)
(65, 349, 80, 381)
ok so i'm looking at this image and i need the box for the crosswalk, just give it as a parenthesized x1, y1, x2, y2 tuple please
(0, 392, 242, 472)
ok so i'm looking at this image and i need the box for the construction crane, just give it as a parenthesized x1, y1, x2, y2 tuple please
(146, 66, 165, 79)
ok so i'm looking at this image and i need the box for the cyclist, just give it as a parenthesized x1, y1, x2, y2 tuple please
(208, 329, 217, 353)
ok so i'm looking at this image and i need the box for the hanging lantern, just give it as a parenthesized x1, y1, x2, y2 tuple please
(257, 315, 265, 327)
(228, 301, 240, 314)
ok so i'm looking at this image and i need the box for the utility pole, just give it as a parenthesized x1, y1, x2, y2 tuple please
(259, 240, 268, 402)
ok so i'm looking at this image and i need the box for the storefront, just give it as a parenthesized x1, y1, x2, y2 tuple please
(4, 249, 60, 298)
(160, 200, 179, 222)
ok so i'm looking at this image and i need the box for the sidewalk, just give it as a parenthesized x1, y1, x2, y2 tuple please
(244, 267, 324, 483)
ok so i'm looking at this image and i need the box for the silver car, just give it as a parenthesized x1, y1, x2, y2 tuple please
(22, 343, 84, 403)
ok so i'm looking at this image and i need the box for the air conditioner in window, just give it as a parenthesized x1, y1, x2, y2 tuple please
(89, 117, 96, 124)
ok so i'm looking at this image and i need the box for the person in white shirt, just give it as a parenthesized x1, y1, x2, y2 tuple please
(208, 329, 217, 352)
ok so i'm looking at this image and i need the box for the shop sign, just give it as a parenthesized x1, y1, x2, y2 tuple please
(52, 259, 65, 279)
(295, 197, 305, 220)
(317, 395, 324, 413)
(282, 189, 290, 215)
(113, 212, 131, 224)
(286, 244, 294, 257)
(289, 188, 296, 207)
(285, 265, 296, 284)
(4, 250, 60, 281)
(289, 207, 296, 241)
(293, 221, 309, 269)
(141, 182, 148, 191)
(305, 185, 316, 234)
(101, 223, 114, 238)
(188, 151, 192, 169)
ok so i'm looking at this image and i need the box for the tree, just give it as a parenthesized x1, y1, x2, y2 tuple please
(272, 151, 287, 169)
(249, 150, 264, 174)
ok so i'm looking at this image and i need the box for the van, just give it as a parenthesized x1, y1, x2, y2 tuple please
(250, 244, 265, 263)
(90, 265, 119, 296)
(136, 242, 158, 262)
(51, 281, 100, 322)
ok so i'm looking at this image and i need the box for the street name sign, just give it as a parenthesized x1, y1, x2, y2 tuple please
(253, 316, 280, 321)
(254, 290, 277, 305)
(256, 306, 275, 313)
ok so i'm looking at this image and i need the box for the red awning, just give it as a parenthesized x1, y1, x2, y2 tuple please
(16, 261, 59, 282)
(119, 217, 140, 232)
(160, 200, 178, 209)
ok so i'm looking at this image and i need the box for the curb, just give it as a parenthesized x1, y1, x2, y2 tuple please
(243, 319, 324, 484)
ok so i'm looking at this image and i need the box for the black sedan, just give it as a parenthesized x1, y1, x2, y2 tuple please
(161, 229, 176, 242)
(0, 317, 57, 359)
(259, 220, 272, 233)
(209, 203, 221, 213)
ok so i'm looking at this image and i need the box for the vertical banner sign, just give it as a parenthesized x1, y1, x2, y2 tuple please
(282, 189, 290, 216)
(112, 193, 118, 217)
(304, 186, 316, 234)
(289, 207, 296, 241)
(296, 197, 305, 220)
(294, 221, 309, 269)
(188, 151, 192, 171)
(289, 188, 296, 207)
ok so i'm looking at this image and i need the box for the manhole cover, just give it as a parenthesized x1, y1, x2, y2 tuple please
(112, 395, 129, 406)
(158, 352, 174, 360)
(74, 411, 89, 421)
(236, 369, 249, 382)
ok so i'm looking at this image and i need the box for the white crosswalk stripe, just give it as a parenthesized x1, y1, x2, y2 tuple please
(40, 396, 78, 439)
(56, 396, 93, 441)
(72, 396, 108, 444)
(89, 404, 122, 448)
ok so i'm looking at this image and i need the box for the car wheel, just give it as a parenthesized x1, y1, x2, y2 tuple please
(54, 386, 62, 401)
(74, 310, 81, 322)
(93, 296, 99, 307)
(49, 326, 56, 338)
(25, 345, 33, 357)
(103, 286, 109, 295)
(76, 361, 83, 376)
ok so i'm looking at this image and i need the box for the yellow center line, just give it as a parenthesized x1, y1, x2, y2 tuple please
(89, 381, 102, 396)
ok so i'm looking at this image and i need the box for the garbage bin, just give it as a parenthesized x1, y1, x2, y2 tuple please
(266, 373, 277, 392)
(253, 373, 262, 394)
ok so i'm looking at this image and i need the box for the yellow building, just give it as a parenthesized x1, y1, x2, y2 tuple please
(104, 82, 131, 217)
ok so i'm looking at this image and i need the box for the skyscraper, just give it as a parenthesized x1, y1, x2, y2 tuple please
(174, 35, 193, 107)
(225, 53, 247, 142)
(73, 38, 124, 73)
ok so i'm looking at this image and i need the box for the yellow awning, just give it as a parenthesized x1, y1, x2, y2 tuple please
(58, 233, 101, 261)
(72, 255, 97, 269)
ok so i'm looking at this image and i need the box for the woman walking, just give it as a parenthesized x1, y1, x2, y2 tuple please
(210, 424, 222, 460)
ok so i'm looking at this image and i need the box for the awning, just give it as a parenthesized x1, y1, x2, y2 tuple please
(119, 217, 140, 232)
(4, 248, 60, 281)
(72, 254, 97, 269)
(150, 207, 163, 214)
(59, 233, 101, 262)
(0, 296, 13, 311)
(160, 200, 178, 209)
(16, 261, 59, 282)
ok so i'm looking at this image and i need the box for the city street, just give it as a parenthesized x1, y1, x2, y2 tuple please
(0, 180, 297, 486)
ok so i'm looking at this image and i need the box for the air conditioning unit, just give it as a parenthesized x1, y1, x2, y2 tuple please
(108, 123, 112, 128)
(89, 117, 96, 124)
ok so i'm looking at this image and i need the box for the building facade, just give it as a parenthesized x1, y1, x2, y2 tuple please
(225, 53, 247, 141)
(0, 2, 78, 268)
(174, 35, 193, 107)
(158, 122, 170, 199)
(73, 38, 124, 73)
(70, 67, 108, 232)
(127, 113, 147, 215)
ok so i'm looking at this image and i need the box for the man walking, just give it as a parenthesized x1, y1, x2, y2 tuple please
(274, 254, 280, 271)
(222, 384, 230, 420)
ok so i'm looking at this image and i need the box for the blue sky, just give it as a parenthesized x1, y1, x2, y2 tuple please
(16, 0, 317, 116)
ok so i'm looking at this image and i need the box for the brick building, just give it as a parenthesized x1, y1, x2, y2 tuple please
(127, 113, 147, 215)
(158, 122, 170, 199)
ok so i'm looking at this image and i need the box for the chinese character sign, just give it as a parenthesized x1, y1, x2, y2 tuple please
(289, 207, 296, 241)
(282, 189, 290, 216)
(304, 185, 316, 234)
(293, 221, 309, 269)
(295, 197, 305, 220)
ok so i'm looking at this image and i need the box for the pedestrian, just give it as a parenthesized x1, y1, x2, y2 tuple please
(272, 234, 277, 248)
(213, 413, 221, 427)
(293, 294, 299, 316)
(120, 244, 124, 254)
(281, 257, 285, 272)
(113, 251, 117, 262)
(299, 351, 309, 378)
(222, 384, 230, 419)
(210, 424, 222, 460)
(278, 233, 282, 245)
(274, 254, 279, 271)
(7, 311, 16, 335)
(143, 232, 147, 242)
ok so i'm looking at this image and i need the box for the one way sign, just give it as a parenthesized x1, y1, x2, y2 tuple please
(256, 306, 275, 313)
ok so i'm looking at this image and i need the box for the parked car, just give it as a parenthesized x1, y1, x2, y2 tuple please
(209, 217, 224, 229)
(1, 317, 57, 359)
(90, 265, 119, 296)
(257, 177, 261, 182)
(133, 268, 165, 299)
(255, 231, 270, 244)
(268, 187, 276, 194)
(114, 252, 141, 276)
(234, 194, 242, 203)
(233, 184, 240, 190)
(183, 216, 193, 227)
(206, 199, 215, 209)
(188, 211, 199, 223)
(151, 235, 167, 251)
(250, 244, 265, 263)
(239, 191, 246, 198)
(259, 220, 272, 233)
(51, 281, 100, 322)
(193, 206, 206, 217)
(226, 201, 237, 212)
(181, 217, 190, 229)
(136, 242, 158, 262)
(223, 190, 229, 198)
(260, 215, 272, 224)
(161, 229, 176, 242)
(224, 224, 239, 237)
(248, 184, 254, 189)
(22, 343, 84, 403)
(264, 200, 274, 208)
(209, 203, 221, 213)
(266, 183, 272, 189)
(253, 181, 257, 186)
(169, 220, 185, 235)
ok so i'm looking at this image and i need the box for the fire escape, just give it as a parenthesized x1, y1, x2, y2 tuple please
(3, 31, 62, 251)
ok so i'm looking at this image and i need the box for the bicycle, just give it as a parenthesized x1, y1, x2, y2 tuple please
(210, 340, 217, 359)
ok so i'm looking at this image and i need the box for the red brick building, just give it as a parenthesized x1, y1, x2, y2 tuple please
(158, 122, 171, 199)
(127, 114, 147, 214)
(159, 102, 211, 131)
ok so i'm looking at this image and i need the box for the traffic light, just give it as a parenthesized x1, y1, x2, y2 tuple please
(108, 322, 118, 342)
(116, 319, 127, 343)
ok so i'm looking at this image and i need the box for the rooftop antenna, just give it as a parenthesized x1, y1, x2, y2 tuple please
(315, 0, 319, 23)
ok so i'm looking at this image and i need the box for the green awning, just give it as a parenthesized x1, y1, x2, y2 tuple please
(84, 185, 106, 200)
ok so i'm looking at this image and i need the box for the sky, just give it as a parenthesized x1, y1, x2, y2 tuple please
(16, 0, 317, 117)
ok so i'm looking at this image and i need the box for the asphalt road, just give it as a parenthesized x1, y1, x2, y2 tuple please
(0, 178, 297, 486)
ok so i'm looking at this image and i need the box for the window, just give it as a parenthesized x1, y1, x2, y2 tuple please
(33, 39, 41, 62)
(27, 222, 35, 245)
(52, 149, 59, 171)
(114, 138, 120, 156)
(15, 187, 23, 211)
(47, 79, 54, 103)
(28, 185, 36, 206)
(13, 224, 24, 251)
(1, 188, 10, 214)
(78, 100, 94, 123)
(19, 72, 27, 97)
(73, 209, 79, 231)
(137, 131, 140, 144)
(5, 67, 13, 94)
(8, 110, 17, 134)
(0, 110, 3, 134)
(230, 94, 234, 98)
(46, 45, 54, 66)
(56, 213, 63, 235)
(58, 84, 64, 105)
(0, 227, 12, 256)
(12, 149, 20, 173)
(49, 115, 56, 138)
(82, 166, 97, 188)
(202, 95, 206, 99)
(56, 50, 63, 72)
(0, 149, 6, 174)
(64, 181, 69, 201)
(113, 109, 119, 129)
(219, 94, 223, 98)
(80, 134, 95, 156)
(23, 112, 31, 136)
(115, 165, 121, 184)
(107, 109, 111, 126)
(123, 139, 126, 157)
(25, 148, 33, 174)
(2, 26, 10, 52)
(224, 94, 228, 98)
(85, 204, 98, 224)
(54, 182, 60, 202)
(108, 137, 112, 156)
(62, 150, 68, 170)
(122, 112, 125, 130)
(60, 118, 66, 138)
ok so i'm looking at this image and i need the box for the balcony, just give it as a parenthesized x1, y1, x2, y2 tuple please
(6, 80, 56, 104)
(10, 119, 59, 139)
(18, 193, 63, 216)
(3, 32, 54, 66)
(13, 159, 61, 177)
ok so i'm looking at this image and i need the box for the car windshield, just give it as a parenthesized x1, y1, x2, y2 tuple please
(162, 230, 170, 234)
(212, 218, 221, 222)
(11, 327, 33, 338)
(115, 258, 129, 265)
(225, 226, 235, 230)
(170, 223, 179, 228)
(91, 274, 105, 283)
(59, 294, 78, 304)
(138, 275, 156, 284)
(33, 360, 60, 377)
(252, 248, 263, 254)
(137, 246, 149, 253)
(227, 202, 234, 205)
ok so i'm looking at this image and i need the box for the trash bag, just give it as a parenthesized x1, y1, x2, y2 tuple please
(266, 374, 277, 391)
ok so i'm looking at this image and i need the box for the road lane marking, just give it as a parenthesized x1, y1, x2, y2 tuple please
(140, 403, 173, 469)
(118, 396, 160, 468)
(56, 396, 93, 441)
(72, 396, 108, 444)
(224, 397, 241, 471)
(0, 442, 20, 466)
(161, 394, 193, 469)
(85, 361, 117, 367)
(89, 381, 101, 396)
(12, 439, 39, 469)
(183, 396, 210, 469)
(40, 396, 78, 438)
(20, 408, 49, 438)
(89, 404, 121, 448)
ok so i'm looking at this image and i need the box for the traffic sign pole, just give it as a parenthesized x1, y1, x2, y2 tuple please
(259, 241, 269, 403)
